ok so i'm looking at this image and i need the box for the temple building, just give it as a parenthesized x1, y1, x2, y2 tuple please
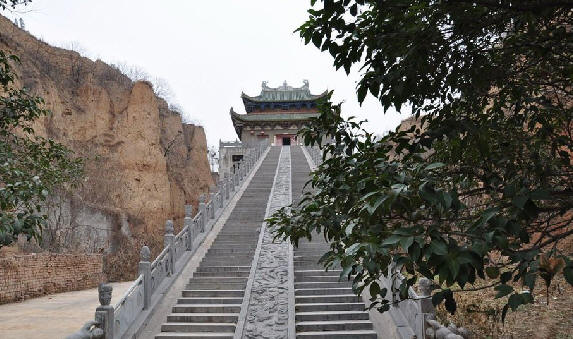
(219, 80, 326, 178)
(230, 80, 327, 146)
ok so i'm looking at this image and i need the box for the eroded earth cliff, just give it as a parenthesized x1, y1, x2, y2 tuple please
(0, 16, 213, 279)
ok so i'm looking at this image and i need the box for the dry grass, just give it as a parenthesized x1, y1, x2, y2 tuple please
(436, 275, 573, 338)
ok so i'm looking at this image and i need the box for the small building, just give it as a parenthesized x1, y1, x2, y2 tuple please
(219, 80, 326, 178)
(230, 80, 327, 146)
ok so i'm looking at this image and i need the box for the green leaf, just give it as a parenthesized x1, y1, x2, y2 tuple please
(369, 281, 380, 297)
(365, 195, 387, 215)
(486, 266, 500, 279)
(432, 290, 445, 306)
(382, 235, 402, 246)
(444, 290, 457, 314)
(429, 240, 448, 256)
(345, 243, 361, 256)
(512, 195, 529, 209)
(495, 284, 514, 298)
(425, 162, 445, 170)
(501, 304, 509, 322)
(400, 236, 414, 251)
(508, 293, 523, 311)
(564, 265, 573, 286)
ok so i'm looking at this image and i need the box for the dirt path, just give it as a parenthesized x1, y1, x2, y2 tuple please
(0, 282, 132, 339)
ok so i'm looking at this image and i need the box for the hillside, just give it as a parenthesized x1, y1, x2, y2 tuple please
(0, 15, 214, 279)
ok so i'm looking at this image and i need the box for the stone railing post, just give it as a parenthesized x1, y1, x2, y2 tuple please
(184, 205, 193, 251)
(198, 194, 206, 232)
(139, 246, 151, 310)
(416, 277, 435, 339)
(220, 178, 227, 201)
(96, 283, 114, 339)
(232, 164, 237, 187)
(164, 220, 174, 276)
(225, 175, 231, 198)
(209, 192, 216, 219)
(217, 185, 224, 208)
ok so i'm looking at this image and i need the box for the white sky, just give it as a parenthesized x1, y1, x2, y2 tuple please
(6, 0, 408, 148)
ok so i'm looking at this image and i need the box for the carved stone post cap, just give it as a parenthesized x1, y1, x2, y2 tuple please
(98, 283, 113, 306)
(140, 245, 151, 262)
(165, 220, 174, 235)
(185, 204, 193, 217)
(199, 193, 206, 203)
(418, 277, 433, 296)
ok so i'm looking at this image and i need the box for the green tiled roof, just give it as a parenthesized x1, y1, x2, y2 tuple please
(231, 110, 319, 122)
(241, 80, 327, 103)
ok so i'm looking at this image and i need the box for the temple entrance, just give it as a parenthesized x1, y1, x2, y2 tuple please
(282, 137, 291, 146)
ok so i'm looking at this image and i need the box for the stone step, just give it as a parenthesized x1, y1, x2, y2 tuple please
(295, 287, 353, 296)
(296, 330, 377, 339)
(296, 295, 361, 304)
(296, 311, 370, 322)
(295, 275, 341, 283)
(181, 290, 244, 298)
(295, 270, 342, 277)
(201, 259, 253, 265)
(189, 277, 248, 284)
(207, 249, 255, 254)
(293, 262, 330, 269)
(166, 313, 238, 323)
(295, 303, 366, 312)
(185, 282, 246, 290)
(172, 304, 241, 313)
(295, 282, 349, 289)
(197, 266, 251, 272)
(177, 297, 243, 304)
(161, 322, 235, 333)
(193, 271, 250, 278)
(296, 320, 373, 332)
(293, 256, 324, 261)
(155, 332, 234, 338)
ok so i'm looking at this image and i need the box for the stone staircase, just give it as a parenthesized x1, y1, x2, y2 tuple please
(290, 146, 377, 339)
(154, 147, 281, 339)
(293, 241, 377, 339)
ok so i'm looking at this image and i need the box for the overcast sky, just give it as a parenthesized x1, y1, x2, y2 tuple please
(6, 0, 408, 148)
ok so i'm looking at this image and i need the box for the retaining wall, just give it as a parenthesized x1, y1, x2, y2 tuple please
(0, 253, 103, 304)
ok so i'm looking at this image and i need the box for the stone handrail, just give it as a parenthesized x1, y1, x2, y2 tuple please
(378, 267, 468, 339)
(306, 145, 322, 166)
(67, 144, 268, 339)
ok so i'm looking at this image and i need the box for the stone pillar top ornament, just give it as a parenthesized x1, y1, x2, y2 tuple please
(165, 220, 174, 235)
(185, 204, 193, 218)
(140, 246, 151, 262)
(418, 277, 432, 297)
(199, 194, 206, 203)
(98, 283, 113, 306)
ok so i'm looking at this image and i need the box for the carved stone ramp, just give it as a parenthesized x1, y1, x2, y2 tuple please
(154, 147, 281, 339)
(291, 146, 378, 339)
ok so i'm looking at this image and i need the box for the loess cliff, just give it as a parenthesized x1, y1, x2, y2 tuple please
(0, 16, 214, 278)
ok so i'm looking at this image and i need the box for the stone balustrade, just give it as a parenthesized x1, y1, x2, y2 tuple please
(66, 144, 268, 339)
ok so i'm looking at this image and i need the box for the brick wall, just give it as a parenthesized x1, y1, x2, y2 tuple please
(0, 253, 104, 304)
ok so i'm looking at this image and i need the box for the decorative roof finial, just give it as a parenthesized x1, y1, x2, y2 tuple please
(283, 80, 288, 88)
(302, 79, 309, 90)
(262, 81, 269, 90)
